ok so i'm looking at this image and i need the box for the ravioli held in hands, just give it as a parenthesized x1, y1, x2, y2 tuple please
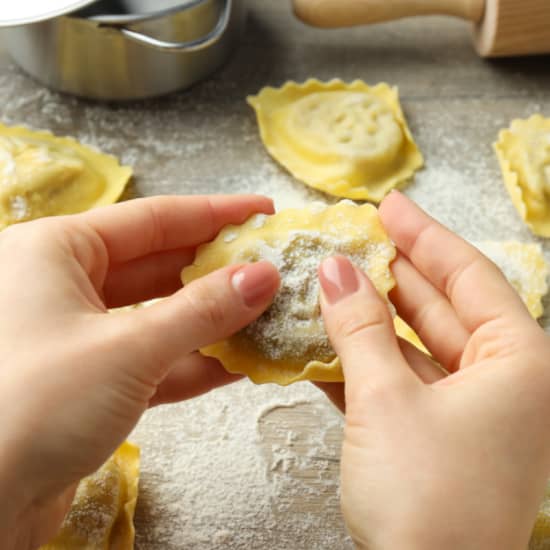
(182, 201, 396, 385)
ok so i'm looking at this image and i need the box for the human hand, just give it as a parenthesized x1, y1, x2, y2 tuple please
(318, 192, 550, 549)
(0, 195, 279, 550)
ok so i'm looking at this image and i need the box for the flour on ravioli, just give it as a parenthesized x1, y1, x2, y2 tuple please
(182, 201, 396, 385)
(474, 240, 548, 319)
(0, 123, 131, 229)
(495, 115, 550, 237)
(40, 442, 140, 550)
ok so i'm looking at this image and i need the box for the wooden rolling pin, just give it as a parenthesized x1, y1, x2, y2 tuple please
(291, 0, 550, 57)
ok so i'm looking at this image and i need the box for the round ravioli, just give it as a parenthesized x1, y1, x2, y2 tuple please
(247, 79, 423, 202)
(182, 201, 396, 385)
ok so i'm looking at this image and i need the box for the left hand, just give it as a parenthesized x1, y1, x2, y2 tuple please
(0, 195, 280, 550)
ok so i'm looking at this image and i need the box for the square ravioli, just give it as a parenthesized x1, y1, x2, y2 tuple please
(473, 241, 548, 319)
(40, 442, 140, 550)
(182, 201, 396, 386)
(0, 123, 132, 229)
(494, 115, 550, 237)
(247, 79, 423, 202)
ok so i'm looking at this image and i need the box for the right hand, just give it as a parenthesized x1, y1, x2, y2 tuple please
(318, 192, 550, 549)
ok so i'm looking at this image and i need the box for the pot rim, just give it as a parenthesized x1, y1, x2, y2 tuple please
(0, 0, 97, 27)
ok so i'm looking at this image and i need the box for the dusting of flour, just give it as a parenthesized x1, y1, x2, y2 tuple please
(240, 231, 393, 362)
(130, 383, 350, 549)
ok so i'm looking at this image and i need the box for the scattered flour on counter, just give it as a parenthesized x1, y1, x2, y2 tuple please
(214, 159, 335, 212)
(130, 381, 351, 549)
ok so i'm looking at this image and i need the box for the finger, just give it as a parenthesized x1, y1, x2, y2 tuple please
(379, 191, 530, 331)
(318, 256, 420, 404)
(82, 195, 274, 263)
(149, 352, 242, 407)
(104, 247, 194, 308)
(111, 261, 280, 383)
(391, 253, 470, 372)
(314, 338, 446, 413)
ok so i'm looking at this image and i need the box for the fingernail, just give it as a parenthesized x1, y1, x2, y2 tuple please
(319, 256, 359, 304)
(232, 262, 278, 307)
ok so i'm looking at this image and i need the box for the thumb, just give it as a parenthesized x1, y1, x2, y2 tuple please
(318, 256, 419, 404)
(113, 261, 280, 381)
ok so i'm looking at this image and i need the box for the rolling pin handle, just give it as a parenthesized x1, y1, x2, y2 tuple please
(292, 0, 486, 28)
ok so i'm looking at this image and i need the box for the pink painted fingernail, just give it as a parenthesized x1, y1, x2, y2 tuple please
(232, 262, 279, 307)
(319, 256, 359, 304)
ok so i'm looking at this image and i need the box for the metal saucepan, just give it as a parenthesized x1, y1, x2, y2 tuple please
(1, 0, 245, 100)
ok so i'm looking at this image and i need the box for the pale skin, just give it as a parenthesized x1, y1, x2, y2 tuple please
(0, 195, 281, 549)
(318, 192, 550, 549)
(0, 192, 549, 549)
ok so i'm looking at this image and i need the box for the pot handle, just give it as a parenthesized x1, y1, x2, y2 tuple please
(103, 0, 232, 52)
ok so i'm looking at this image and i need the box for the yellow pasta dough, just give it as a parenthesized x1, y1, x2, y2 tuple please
(0, 123, 132, 229)
(394, 316, 429, 353)
(182, 201, 396, 385)
(531, 481, 550, 550)
(41, 442, 140, 550)
(494, 115, 550, 237)
(247, 79, 423, 202)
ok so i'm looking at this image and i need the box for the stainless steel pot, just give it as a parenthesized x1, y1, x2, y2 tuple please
(2, 0, 245, 100)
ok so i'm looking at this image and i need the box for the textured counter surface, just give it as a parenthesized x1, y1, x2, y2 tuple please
(1, 2, 550, 548)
